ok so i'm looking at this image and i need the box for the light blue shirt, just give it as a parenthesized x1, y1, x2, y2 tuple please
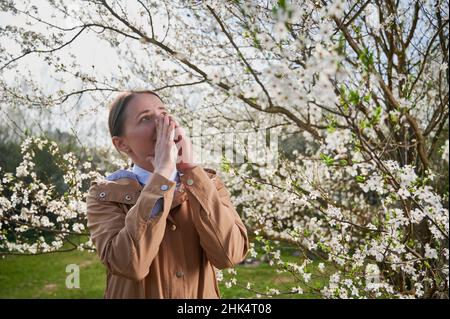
(132, 164, 180, 218)
(132, 163, 179, 186)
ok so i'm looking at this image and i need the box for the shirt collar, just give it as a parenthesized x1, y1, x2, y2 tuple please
(132, 163, 179, 185)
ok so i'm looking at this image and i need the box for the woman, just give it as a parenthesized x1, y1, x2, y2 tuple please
(86, 90, 249, 299)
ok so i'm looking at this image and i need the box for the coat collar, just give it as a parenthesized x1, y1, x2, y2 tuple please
(93, 167, 218, 222)
(97, 169, 188, 225)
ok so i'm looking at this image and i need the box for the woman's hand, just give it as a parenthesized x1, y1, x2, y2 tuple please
(168, 115, 196, 172)
(145, 114, 177, 179)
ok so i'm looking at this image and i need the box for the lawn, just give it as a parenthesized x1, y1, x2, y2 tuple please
(0, 238, 327, 299)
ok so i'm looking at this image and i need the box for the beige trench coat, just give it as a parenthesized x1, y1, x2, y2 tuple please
(86, 165, 249, 299)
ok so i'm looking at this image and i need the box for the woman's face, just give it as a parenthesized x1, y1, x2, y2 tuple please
(112, 93, 169, 171)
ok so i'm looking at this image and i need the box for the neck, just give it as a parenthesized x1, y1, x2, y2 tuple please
(133, 161, 155, 173)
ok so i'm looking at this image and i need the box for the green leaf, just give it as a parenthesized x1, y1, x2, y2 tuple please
(220, 155, 231, 173)
(337, 32, 346, 55)
(371, 105, 382, 125)
(252, 34, 262, 49)
(348, 90, 360, 105)
(359, 47, 374, 71)
(339, 85, 350, 111)
(360, 119, 370, 129)
(326, 123, 336, 133)
(356, 175, 365, 183)
(353, 25, 361, 35)
(320, 153, 335, 166)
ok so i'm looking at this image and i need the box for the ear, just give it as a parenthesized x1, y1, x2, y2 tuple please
(112, 136, 131, 154)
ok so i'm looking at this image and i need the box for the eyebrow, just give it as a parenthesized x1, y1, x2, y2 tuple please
(135, 106, 166, 120)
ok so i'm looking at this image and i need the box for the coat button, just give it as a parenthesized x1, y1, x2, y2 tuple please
(99, 192, 106, 198)
(171, 224, 177, 231)
(125, 194, 132, 201)
(186, 179, 194, 186)
(176, 271, 184, 278)
(160, 184, 169, 191)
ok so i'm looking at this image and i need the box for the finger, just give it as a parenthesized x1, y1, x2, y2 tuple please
(164, 113, 169, 126)
(172, 118, 183, 141)
(168, 115, 179, 128)
(168, 120, 176, 142)
(171, 119, 179, 141)
(161, 114, 168, 138)
(165, 114, 173, 140)
(174, 122, 184, 142)
(159, 115, 164, 141)
(156, 116, 162, 141)
(154, 118, 159, 141)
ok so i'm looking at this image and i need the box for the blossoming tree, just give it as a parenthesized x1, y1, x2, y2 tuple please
(0, 0, 448, 298)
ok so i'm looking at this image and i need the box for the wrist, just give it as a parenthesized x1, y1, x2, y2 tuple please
(155, 167, 175, 179)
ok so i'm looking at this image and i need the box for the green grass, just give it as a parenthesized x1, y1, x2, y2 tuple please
(0, 248, 106, 298)
(0, 239, 328, 299)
